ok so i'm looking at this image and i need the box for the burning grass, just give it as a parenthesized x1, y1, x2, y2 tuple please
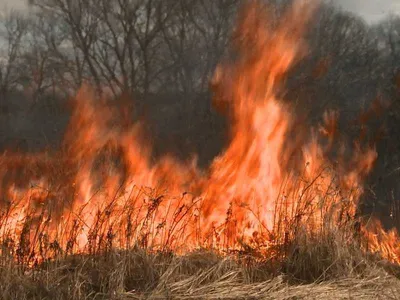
(1, 0, 400, 298)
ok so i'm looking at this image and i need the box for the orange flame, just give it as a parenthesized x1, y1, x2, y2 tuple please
(0, 0, 398, 266)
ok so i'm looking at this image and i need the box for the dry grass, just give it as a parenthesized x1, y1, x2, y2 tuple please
(0, 212, 400, 300)
(0, 247, 399, 300)
(0, 161, 399, 299)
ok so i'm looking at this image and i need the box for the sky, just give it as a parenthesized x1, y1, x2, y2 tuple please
(0, 0, 399, 24)
(334, 0, 400, 23)
(0, 0, 25, 11)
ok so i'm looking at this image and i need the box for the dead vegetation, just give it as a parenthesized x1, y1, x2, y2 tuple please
(0, 245, 400, 300)
(0, 187, 399, 300)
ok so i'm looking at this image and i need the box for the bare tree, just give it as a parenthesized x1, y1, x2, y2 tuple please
(0, 11, 28, 107)
(159, 0, 238, 96)
(29, 0, 180, 99)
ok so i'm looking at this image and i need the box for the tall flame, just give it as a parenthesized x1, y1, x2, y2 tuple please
(0, 0, 398, 266)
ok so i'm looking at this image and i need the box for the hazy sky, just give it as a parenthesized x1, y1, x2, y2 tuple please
(335, 0, 400, 23)
(0, 0, 399, 24)
(0, 0, 25, 11)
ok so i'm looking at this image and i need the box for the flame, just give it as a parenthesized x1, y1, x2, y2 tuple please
(362, 219, 400, 265)
(0, 0, 398, 266)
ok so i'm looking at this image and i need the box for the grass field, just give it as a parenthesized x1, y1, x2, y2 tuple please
(1, 242, 400, 299)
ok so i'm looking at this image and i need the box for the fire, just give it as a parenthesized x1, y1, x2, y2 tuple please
(362, 219, 400, 265)
(0, 0, 398, 266)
